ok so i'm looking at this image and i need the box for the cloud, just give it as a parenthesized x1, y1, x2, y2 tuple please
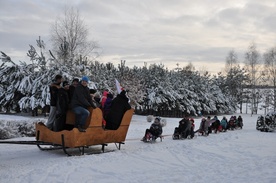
(1, 0, 276, 74)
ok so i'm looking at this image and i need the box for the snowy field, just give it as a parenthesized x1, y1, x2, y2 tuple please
(0, 113, 275, 183)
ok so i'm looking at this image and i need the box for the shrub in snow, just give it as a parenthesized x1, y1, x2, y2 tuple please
(0, 126, 17, 139)
(0, 120, 19, 139)
(147, 115, 154, 122)
(16, 122, 36, 137)
(256, 112, 276, 132)
(0, 119, 46, 139)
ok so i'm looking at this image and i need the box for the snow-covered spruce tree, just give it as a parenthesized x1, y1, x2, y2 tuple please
(133, 62, 236, 116)
(89, 61, 118, 94)
(127, 65, 146, 108)
(141, 63, 172, 115)
(89, 60, 145, 108)
(210, 75, 236, 114)
(116, 60, 145, 107)
(170, 65, 192, 117)
(0, 52, 29, 112)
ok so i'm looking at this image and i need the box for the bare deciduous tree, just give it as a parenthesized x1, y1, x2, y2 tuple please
(244, 42, 261, 115)
(225, 49, 238, 72)
(264, 47, 276, 111)
(50, 7, 100, 65)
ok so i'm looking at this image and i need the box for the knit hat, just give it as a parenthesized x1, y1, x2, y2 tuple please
(155, 117, 161, 122)
(72, 78, 79, 83)
(82, 76, 89, 82)
(62, 81, 69, 87)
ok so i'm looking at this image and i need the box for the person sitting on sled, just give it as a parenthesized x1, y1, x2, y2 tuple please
(236, 115, 243, 129)
(142, 117, 163, 142)
(195, 117, 209, 136)
(220, 116, 228, 132)
(189, 118, 195, 139)
(173, 115, 191, 139)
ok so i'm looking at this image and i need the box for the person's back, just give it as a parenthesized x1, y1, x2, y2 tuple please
(105, 90, 131, 130)
(237, 116, 243, 128)
(229, 116, 235, 129)
(221, 117, 228, 129)
(211, 116, 220, 133)
(198, 118, 208, 134)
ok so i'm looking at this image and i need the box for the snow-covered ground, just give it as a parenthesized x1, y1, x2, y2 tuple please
(0, 113, 275, 183)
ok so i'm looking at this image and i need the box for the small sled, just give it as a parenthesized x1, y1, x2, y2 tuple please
(142, 133, 163, 143)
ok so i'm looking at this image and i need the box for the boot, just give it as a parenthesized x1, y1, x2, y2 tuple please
(77, 125, 86, 132)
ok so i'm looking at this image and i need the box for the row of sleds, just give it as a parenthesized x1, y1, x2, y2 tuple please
(173, 116, 243, 139)
(142, 116, 244, 143)
(256, 112, 276, 132)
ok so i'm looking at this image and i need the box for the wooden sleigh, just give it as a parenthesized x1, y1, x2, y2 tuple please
(35, 107, 134, 156)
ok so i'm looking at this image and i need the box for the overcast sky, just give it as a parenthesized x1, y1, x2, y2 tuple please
(1, 0, 276, 73)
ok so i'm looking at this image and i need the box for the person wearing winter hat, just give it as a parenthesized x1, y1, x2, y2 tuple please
(71, 76, 96, 132)
(46, 74, 63, 130)
(62, 81, 70, 88)
(81, 76, 89, 82)
(142, 117, 163, 142)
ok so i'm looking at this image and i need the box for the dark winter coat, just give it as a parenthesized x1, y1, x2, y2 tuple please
(49, 83, 61, 106)
(178, 118, 190, 133)
(71, 84, 96, 109)
(237, 116, 243, 126)
(56, 88, 70, 116)
(105, 91, 131, 130)
(69, 85, 76, 103)
(55, 88, 70, 131)
(177, 118, 191, 138)
(211, 117, 221, 130)
(149, 121, 163, 137)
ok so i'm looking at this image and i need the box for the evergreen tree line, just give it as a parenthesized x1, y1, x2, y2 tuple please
(0, 39, 275, 117)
